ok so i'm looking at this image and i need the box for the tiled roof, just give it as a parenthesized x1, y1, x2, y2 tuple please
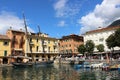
(60, 34, 83, 41)
(0, 35, 10, 40)
(85, 26, 120, 34)
(8, 29, 25, 33)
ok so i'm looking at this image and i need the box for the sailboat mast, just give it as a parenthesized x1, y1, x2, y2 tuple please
(38, 25, 41, 35)
(23, 13, 28, 37)
(23, 13, 34, 61)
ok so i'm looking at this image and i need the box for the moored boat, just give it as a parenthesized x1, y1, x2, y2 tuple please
(12, 62, 33, 68)
(101, 63, 110, 71)
(12, 60, 54, 67)
(109, 64, 118, 71)
(83, 62, 90, 68)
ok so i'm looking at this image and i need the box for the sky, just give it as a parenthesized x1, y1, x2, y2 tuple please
(0, 0, 120, 38)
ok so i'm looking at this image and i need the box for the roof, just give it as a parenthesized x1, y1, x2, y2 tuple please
(85, 26, 120, 35)
(60, 34, 83, 41)
(8, 29, 25, 33)
(0, 35, 10, 40)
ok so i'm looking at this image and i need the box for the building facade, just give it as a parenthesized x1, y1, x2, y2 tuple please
(84, 26, 120, 53)
(59, 34, 83, 55)
(6, 29, 59, 62)
(0, 34, 11, 64)
(6, 29, 25, 56)
(25, 33, 59, 61)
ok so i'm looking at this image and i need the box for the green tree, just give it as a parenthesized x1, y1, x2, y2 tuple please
(77, 44, 86, 56)
(106, 34, 116, 50)
(85, 40, 95, 56)
(114, 28, 120, 47)
(96, 44, 104, 52)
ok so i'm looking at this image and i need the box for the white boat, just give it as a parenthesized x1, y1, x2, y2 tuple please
(90, 63, 103, 68)
(83, 62, 90, 68)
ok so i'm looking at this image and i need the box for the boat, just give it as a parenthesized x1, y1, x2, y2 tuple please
(90, 63, 103, 69)
(109, 64, 119, 71)
(118, 64, 120, 72)
(110, 64, 120, 71)
(12, 62, 33, 68)
(12, 60, 54, 67)
(101, 63, 110, 71)
(74, 64, 83, 70)
(12, 14, 54, 68)
(83, 62, 90, 68)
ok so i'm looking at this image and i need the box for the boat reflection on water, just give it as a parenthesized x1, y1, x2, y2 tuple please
(0, 64, 120, 80)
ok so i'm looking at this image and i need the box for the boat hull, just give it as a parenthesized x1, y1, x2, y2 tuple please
(12, 62, 33, 68)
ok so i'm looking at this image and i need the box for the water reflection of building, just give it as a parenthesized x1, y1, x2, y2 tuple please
(59, 34, 83, 56)
(0, 34, 11, 64)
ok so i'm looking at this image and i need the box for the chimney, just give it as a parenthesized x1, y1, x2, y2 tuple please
(20, 28, 22, 31)
(10, 26, 12, 30)
(98, 27, 102, 29)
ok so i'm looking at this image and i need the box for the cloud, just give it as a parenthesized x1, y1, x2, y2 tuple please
(54, 0, 82, 17)
(78, 0, 120, 34)
(57, 20, 66, 27)
(0, 11, 34, 34)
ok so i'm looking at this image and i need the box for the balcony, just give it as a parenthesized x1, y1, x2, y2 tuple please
(29, 41, 34, 45)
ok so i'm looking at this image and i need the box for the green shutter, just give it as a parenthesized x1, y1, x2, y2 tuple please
(4, 50, 7, 56)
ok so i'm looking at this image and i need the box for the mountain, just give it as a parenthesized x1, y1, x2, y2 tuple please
(108, 19, 120, 27)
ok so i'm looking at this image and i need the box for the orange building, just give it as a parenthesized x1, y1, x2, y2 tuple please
(6, 29, 25, 59)
(59, 34, 83, 56)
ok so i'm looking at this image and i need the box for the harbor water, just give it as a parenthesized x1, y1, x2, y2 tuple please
(0, 64, 120, 80)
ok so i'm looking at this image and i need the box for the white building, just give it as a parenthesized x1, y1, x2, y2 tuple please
(83, 26, 120, 53)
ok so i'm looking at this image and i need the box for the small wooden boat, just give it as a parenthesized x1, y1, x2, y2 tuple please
(109, 64, 118, 71)
(12, 62, 33, 67)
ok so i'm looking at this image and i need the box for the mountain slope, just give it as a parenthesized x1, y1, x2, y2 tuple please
(108, 19, 120, 27)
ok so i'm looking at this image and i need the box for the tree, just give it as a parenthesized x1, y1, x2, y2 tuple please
(96, 44, 104, 52)
(106, 34, 116, 50)
(77, 44, 86, 56)
(114, 28, 120, 47)
(85, 40, 95, 56)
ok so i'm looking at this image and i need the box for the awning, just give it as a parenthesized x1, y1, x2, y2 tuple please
(77, 54, 83, 56)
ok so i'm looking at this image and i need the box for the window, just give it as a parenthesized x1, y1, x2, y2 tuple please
(48, 40, 50, 44)
(3, 41, 9, 45)
(36, 38, 39, 43)
(99, 38, 104, 42)
(69, 44, 71, 47)
(30, 38, 32, 42)
(36, 46, 39, 52)
(4, 50, 7, 56)
(48, 47, 50, 52)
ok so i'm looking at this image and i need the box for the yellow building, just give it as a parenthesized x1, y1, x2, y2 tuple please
(25, 33, 59, 61)
(5, 28, 59, 62)
(0, 34, 11, 64)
